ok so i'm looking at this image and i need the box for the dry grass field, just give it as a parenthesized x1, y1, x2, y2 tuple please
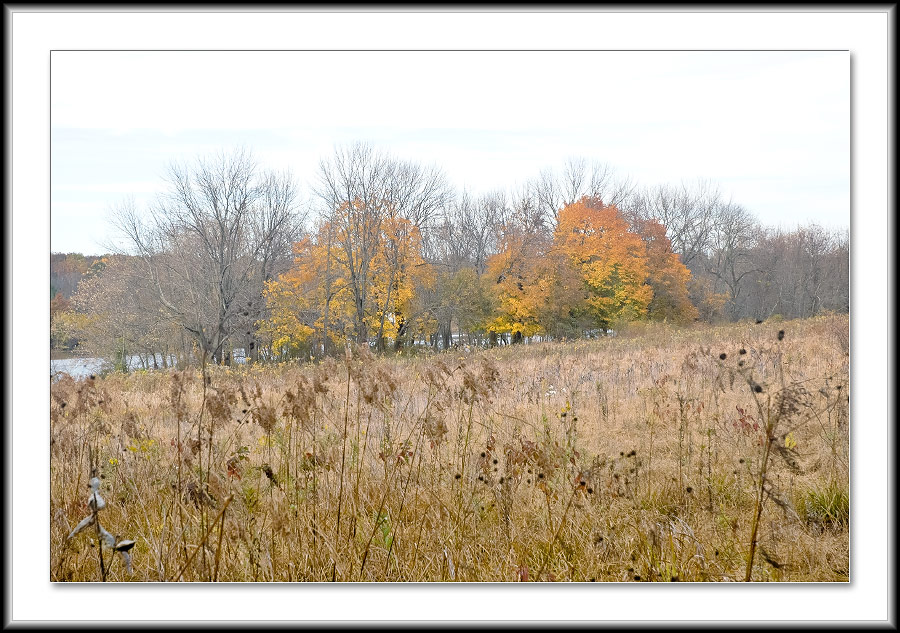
(50, 315, 849, 582)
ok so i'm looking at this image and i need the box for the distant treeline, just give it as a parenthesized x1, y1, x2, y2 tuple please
(50, 145, 849, 367)
(51, 253, 104, 300)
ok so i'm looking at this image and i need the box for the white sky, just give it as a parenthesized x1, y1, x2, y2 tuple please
(51, 50, 849, 255)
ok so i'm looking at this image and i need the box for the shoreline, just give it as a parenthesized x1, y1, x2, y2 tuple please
(50, 350, 92, 361)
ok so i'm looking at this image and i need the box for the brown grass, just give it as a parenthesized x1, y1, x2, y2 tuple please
(50, 314, 849, 582)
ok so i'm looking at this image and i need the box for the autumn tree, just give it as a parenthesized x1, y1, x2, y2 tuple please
(483, 196, 697, 340)
(484, 192, 552, 344)
(553, 197, 653, 331)
(632, 218, 699, 323)
(264, 203, 439, 356)
(370, 215, 434, 350)
(258, 230, 344, 360)
(485, 227, 550, 343)
(314, 143, 450, 347)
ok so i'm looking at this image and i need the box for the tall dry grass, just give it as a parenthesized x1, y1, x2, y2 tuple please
(50, 314, 849, 582)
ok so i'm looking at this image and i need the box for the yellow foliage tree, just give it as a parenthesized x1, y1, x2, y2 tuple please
(261, 228, 355, 359)
(370, 215, 435, 349)
(485, 227, 551, 342)
(263, 206, 437, 355)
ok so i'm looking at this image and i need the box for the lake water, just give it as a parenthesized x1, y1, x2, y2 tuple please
(51, 354, 177, 380)
(49, 335, 596, 379)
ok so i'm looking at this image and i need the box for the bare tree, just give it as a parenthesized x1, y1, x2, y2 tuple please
(420, 188, 508, 348)
(531, 158, 635, 229)
(112, 149, 302, 366)
(744, 223, 850, 320)
(628, 179, 723, 269)
(706, 202, 760, 319)
(383, 158, 452, 229)
(71, 255, 183, 370)
(427, 189, 505, 274)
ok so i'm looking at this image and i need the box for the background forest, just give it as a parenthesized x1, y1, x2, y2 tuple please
(50, 144, 849, 370)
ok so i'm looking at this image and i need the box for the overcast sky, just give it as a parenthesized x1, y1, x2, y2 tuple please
(51, 50, 849, 255)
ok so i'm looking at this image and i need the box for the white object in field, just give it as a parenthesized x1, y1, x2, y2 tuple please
(67, 513, 95, 540)
(67, 477, 135, 575)
(69, 478, 107, 539)
(118, 550, 134, 575)
(97, 524, 116, 548)
(114, 539, 136, 575)
(88, 477, 106, 512)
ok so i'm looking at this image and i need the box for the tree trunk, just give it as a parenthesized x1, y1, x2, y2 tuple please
(322, 224, 335, 359)
(394, 318, 407, 352)
(376, 269, 395, 354)
(442, 323, 451, 350)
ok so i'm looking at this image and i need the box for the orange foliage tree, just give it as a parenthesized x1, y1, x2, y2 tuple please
(484, 197, 697, 340)
(263, 194, 698, 354)
(553, 198, 653, 331)
(633, 218, 699, 324)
